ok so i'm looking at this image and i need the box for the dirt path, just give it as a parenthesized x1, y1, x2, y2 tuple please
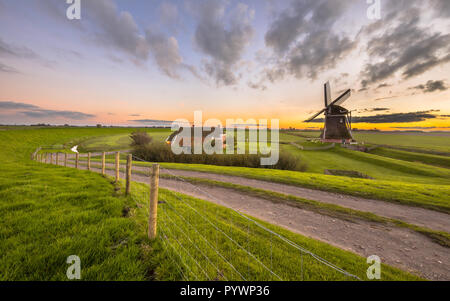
(132, 165, 450, 233)
(63, 161, 449, 280)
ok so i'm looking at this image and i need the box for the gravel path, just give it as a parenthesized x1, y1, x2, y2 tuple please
(62, 161, 450, 280)
(135, 165, 450, 233)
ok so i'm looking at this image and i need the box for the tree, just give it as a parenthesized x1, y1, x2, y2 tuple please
(130, 131, 152, 147)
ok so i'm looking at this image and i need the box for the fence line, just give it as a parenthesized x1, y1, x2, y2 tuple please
(32, 147, 361, 281)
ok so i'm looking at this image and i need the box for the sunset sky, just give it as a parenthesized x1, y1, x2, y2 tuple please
(0, 0, 449, 130)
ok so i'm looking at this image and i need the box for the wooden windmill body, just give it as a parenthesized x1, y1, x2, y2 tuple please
(305, 82, 354, 143)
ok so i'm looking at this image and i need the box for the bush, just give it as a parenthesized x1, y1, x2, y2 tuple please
(130, 131, 152, 147)
(133, 142, 307, 171)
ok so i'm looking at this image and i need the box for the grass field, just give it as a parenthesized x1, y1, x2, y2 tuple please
(0, 127, 424, 280)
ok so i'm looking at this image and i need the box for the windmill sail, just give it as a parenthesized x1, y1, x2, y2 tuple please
(324, 82, 331, 107)
(330, 89, 351, 107)
(304, 108, 326, 122)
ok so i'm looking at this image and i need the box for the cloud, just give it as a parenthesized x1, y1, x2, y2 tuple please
(0, 101, 40, 110)
(262, 0, 357, 82)
(22, 110, 95, 120)
(432, 0, 450, 18)
(84, 0, 149, 62)
(376, 83, 391, 89)
(360, 5, 450, 88)
(247, 81, 267, 91)
(309, 110, 440, 124)
(411, 80, 448, 93)
(0, 62, 20, 74)
(192, 1, 254, 86)
(0, 37, 55, 69)
(145, 30, 183, 79)
(358, 108, 390, 113)
(129, 119, 174, 124)
(0, 38, 37, 59)
(0, 101, 94, 120)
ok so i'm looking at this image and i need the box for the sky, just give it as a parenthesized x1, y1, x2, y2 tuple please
(0, 0, 449, 130)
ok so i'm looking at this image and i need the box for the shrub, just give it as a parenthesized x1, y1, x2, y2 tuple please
(133, 142, 307, 171)
(130, 131, 152, 147)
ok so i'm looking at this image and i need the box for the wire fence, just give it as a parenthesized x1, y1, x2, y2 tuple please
(34, 147, 362, 281)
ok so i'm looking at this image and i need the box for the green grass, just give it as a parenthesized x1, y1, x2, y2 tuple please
(0, 127, 422, 280)
(0, 127, 159, 280)
(77, 129, 171, 153)
(369, 147, 450, 169)
(352, 131, 450, 153)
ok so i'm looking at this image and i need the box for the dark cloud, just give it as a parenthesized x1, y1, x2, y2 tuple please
(0, 62, 20, 74)
(263, 0, 357, 82)
(0, 101, 94, 120)
(376, 83, 391, 89)
(0, 101, 40, 110)
(129, 119, 174, 124)
(0, 37, 56, 69)
(358, 108, 390, 113)
(310, 110, 439, 124)
(22, 110, 95, 120)
(247, 81, 267, 91)
(432, 0, 450, 18)
(392, 126, 437, 129)
(411, 80, 448, 93)
(192, 1, 254, 86)
(360, 5, 450, 88)
(146, 29, 183, 79)
(0, 38, 37, 59)
(84, 0, 149, 62)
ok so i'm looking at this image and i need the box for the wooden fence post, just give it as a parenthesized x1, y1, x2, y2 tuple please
(125, 154, 132, 195)
(87, 153, 91, 171)
(64, 153, 68, 167)
(75, 153, 79, 169)
(101, 152, 106, 175)
(148, 164, 160, 240)
(46, 153, 50, 164)
(115, 152, 120, 183)
(56, 153, 59, 166)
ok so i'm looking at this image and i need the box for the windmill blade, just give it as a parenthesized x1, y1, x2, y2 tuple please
(304, 108, 326, 122)
(329, 89, 351, 107)
(324, 82, 331, 107)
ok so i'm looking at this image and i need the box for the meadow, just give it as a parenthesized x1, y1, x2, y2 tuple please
(0, 127, 423, 280)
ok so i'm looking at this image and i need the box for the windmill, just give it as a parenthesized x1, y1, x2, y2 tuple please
(305, 82, 354, 143)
